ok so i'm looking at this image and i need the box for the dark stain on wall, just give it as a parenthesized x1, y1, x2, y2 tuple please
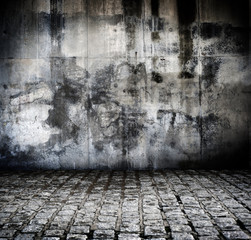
(151, 0, 159, 17)
(124, 19, 137, 50)
(47, 57, 88, 144)
(170, 112, 176, 127)
(122, 0, 142, 50)
(178, 70, 194, 79)
(88, 62, 147, 162)
(179, 57, 198, 79)
(157, 110, 197, 129)
(157, 110, 249, 169)
(177, 0, 196, 78)
(0, 137, 36, 170)
(89, 15, 123, 26)
(201, 24, 249, 55)
(0, 0, 22, 10)
(121, 110, 145, 157)
(200, 0, 249, 27)
(90, 62, 147, 106)
(146, 18, 164, 32)
(200, 113, 222, 146)
(91, 65, 115, 105)
(46, 80, 81, 143)
(219, 25, 249, 54)
(122, 0, 142, 18)
(199, 113, 249, 169)
(151, 31, 160, 41)
(201, 23, 222, 40)
(50, 0, 64, 55)
(124, 62, 147, 98)
(151, 71, 163, 83)
(201, 58, 221, 89)
(177, 0, 196, 25)
(0, 0, 40, 58)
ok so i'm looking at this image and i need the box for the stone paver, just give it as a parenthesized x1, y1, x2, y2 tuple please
(0, 170, 250, 239)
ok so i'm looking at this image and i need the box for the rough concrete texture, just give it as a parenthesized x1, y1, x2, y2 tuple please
(0, 170, 251, 239)
(0, 0, 250, 169)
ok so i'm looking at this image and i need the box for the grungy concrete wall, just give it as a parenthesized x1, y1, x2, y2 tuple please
(0, 0, 250, 170)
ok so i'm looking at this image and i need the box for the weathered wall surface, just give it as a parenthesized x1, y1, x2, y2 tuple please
(0, 0, 250, 169)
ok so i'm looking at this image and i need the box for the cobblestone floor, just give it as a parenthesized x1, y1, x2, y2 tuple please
(0, 170, 251, 240)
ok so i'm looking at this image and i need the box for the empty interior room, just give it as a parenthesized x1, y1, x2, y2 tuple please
(0, 0, 250, 239)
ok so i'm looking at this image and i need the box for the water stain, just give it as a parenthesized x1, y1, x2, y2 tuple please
(146, 18, 164, 31)
(177, 0, 196, 78)
(50, 0, 64, 55)
(122, 0, 142, 51)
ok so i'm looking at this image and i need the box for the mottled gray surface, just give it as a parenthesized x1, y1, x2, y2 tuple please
(0, 0, 250, 169)
(0, 170, 251, 239)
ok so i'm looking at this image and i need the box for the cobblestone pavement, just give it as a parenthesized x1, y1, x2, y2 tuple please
(0, 170, 251, 240)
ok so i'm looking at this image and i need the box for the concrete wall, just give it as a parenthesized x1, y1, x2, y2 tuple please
(0, 0, 250, 169)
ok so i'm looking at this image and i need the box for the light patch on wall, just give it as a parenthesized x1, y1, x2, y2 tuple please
(5, 104, 59, 151)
